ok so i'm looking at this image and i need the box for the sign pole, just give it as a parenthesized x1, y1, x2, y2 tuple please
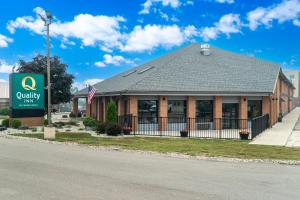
(46, 17, 51, 126)
(40, 11, 53, 126)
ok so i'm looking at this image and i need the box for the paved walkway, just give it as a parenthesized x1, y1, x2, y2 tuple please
(286, 119, 300, 147)
(251, 107, 300, 146)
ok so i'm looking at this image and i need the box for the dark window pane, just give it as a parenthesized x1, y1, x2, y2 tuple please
(248, 100, 262, 119)
(138, 100, 158, 123)
(196, 100, 213, 121)
(168, 100, 186, 122)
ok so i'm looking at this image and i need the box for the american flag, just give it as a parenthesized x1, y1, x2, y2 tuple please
(87, 85, 97, 104)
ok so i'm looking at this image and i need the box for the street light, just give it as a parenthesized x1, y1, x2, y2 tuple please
(39, 11, 52, 126)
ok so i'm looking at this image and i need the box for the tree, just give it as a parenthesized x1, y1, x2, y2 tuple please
(17, 54, 74, 111)
(106, 101, 118, 123)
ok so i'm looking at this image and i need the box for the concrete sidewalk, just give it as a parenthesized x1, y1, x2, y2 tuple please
(251, 107, 300, 146)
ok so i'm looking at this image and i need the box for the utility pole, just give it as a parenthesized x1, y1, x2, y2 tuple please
(39, 11, 53, 126)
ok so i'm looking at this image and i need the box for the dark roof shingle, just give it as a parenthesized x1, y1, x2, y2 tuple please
(75, 43, 281, 96)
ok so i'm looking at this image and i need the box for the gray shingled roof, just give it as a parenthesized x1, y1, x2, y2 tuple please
(75, 43, 282, 96)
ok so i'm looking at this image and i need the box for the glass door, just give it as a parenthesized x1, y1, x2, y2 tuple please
(222, 103, 239, 129)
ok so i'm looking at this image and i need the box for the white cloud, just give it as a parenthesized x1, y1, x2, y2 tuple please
(0, 79, 7, 82)
(73, 78, 104, 90)
(293, 19, 300, 26)
(7, 7, 126, 50)
(186, 1, 194, 5)
(139, 0, 180, 15)
(0, 34, 13, 48)
(247, 0, 300, 30)
(0, 61, 15, 73)
(122, 24, 193, 52)
(95, 54, 133, 67)
(215, 0, 234, 4)
(201, 13, 241, 41)
(183, 25, 199, 37)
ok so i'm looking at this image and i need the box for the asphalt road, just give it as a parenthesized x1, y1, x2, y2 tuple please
(0, 137, 299, 200)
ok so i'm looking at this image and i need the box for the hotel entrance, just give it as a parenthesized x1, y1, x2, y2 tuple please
(222, 103, 239, 129)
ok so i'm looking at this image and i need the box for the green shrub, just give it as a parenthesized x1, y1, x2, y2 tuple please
(31, 128, 37, 132)
(44, 119, 48, 126)
(83, 117, 98, 128)
(96, 122, 107, 134)
(106, 123, 122, 136)
(2, 119, 9, 127)
(106, 101, 118, 123)
(12, 119, 21, 129)
(0, 108, 9, 115)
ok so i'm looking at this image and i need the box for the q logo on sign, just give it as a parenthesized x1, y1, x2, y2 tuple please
(22, 76, 37, 91)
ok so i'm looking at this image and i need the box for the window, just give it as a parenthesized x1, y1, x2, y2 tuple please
(138, 100, 158, 123)
(168, 100, 186, 122)
(196, 100, 213, 121)
(248, 100, 262, 119)
(289, 75, 295, 80)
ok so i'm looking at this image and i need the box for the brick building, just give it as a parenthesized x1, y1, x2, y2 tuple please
(74, 44, 296, 133)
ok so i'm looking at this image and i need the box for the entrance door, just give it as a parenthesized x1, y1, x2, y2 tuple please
(222, 103, 239, 129)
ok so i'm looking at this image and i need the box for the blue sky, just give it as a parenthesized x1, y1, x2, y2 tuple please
(0, 0, 300, 89)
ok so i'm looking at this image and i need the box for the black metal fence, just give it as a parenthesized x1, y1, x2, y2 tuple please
(117, 115, 267, 140)
(251, 114, 269, 139)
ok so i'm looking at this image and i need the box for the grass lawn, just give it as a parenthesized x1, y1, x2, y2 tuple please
(12, 133, 300, 161)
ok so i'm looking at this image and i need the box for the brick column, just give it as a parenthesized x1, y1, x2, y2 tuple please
(118, 98, 125, 116)
(97, 97, 103, 121)
(91, 98, 97, 119)
(102, 97, 106, 122)
(158, 96, 168, 131)
(129, 96, 138, 131)
(86, 97, 91, 117)
(72, 98, 79, 115)
(213, 96, 222, 130)
(187, 96, 196, 130)
(262, 96, 272, 126)
(239, 96, 248, 129)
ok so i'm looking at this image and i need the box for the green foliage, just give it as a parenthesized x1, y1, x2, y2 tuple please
(106, 101, 118, 123)
(0, 108, 9, 116)
(44, 119, 48, 126)
(17, 55, 74, 111)
(2, 119, 9, 127)
(96, 122, 107, 134)
(106, 123, 122, 136)
(12, 119, 22, 129)
(83, 117, 98, 128)
(31, 128, 37, 132)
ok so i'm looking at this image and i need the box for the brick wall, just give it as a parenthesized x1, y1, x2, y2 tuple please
(187, 96, 196, 130)
(13, 117, 44, 127)
(158, 96, 168, 131)
(213, 96, 222, 129)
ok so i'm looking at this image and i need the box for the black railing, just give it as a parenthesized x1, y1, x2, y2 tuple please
(251, 114, 269, 139)
(118, 115, 256, 139)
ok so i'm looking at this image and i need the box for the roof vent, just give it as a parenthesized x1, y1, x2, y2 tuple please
(200, 44, 211, 56)
(138, 66, 154, 74)
(123, 70, 137, 77)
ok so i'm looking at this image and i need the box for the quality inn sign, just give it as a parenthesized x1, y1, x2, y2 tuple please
(10, 73, 45, 110)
